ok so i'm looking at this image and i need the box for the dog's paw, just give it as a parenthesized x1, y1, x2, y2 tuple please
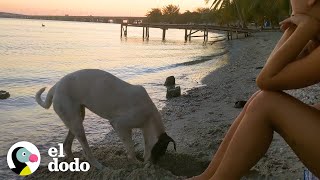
(128, 155, 140, 162)
(144, 162, 152, 169)
(143, 161, 157, 169)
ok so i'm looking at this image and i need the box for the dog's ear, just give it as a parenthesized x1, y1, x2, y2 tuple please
(151, 133, 176, 163)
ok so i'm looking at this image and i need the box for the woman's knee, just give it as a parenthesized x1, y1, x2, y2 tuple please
(241, 90, 262, 110)
(246, 91, 284, 114)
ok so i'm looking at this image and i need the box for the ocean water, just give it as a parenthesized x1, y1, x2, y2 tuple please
(0, 18, 227, 178)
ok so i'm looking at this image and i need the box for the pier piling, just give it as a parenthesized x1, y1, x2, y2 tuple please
(121, 23, 254, 42)
(184, 29, 188, 42)
(162, 28, 166, 41)
(120, 24, 128, 38)
(120, 24, 123, 37)
(143, 27, 145, 39)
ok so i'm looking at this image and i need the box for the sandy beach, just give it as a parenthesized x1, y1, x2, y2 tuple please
(27, 31, 320, 180)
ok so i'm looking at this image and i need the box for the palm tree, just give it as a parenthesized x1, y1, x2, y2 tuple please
(162, 4, 180, 23)
(195, 8, 212, 23)
(205, 0, 290, 27)
(205, 0, 244, 27)
(247, 0, 290, 28)
(146, 8, 162, 23)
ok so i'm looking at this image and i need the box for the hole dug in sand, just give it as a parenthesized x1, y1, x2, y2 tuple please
(157, 153, 210, 178)
(26, 146, 210, 180)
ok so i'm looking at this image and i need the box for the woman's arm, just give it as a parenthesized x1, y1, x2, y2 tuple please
(296, 39, 320, 59)
(269, 26, 296, 58)
(257, 15, 320, 90)
(312, 103, 320, 111)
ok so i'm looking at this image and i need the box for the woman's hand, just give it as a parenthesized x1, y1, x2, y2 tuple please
(280, 14, 320, 32)
(279, 15, 320, 60)
(257, 13, 320, 91)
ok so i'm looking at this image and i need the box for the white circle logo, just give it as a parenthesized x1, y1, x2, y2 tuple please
(7, 141, 41, 176)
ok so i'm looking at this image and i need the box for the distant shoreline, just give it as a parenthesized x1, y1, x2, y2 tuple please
(0, 12, 145, 24)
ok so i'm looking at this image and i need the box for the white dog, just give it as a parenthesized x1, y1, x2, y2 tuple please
(36, 69, 176, 169)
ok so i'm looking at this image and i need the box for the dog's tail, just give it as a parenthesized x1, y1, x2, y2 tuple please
(35, 85, 56, 109)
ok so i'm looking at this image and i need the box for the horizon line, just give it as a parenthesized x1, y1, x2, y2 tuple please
(0, 11, 149, 18)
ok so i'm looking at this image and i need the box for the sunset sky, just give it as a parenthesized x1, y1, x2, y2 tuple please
(0, 0, 209, 17)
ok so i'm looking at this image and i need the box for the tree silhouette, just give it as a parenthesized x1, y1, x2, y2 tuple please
(162, 4, 180, 23)
(205, 0, 290, 27)
(146, 8, 162, 23)
(144, 1, 290, 27)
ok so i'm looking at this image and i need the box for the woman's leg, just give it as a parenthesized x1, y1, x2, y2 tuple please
(211, 91, 320, 180)
(194, 91, 262, 179)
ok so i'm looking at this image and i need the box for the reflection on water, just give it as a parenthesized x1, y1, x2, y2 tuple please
(0, 18, 227, 178)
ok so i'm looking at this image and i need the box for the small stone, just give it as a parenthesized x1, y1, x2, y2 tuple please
(164, 76, 175, 86)
(166, 86, 181, 98)
(0, 90, 10, 100)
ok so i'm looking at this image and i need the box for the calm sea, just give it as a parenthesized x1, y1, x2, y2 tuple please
(0, 18, 227, 178)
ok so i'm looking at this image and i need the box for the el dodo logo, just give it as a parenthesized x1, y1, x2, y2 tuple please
(7, 141, 40, 176)
(48, 143, 90, 172)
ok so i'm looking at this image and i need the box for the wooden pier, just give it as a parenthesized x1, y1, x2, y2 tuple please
(120, 23, 255, 42)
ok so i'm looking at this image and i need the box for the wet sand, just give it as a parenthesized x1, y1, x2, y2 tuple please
(27, 32, 320, 180)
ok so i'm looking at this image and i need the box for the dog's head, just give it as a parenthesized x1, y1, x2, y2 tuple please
(150, 132, 176, 163)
